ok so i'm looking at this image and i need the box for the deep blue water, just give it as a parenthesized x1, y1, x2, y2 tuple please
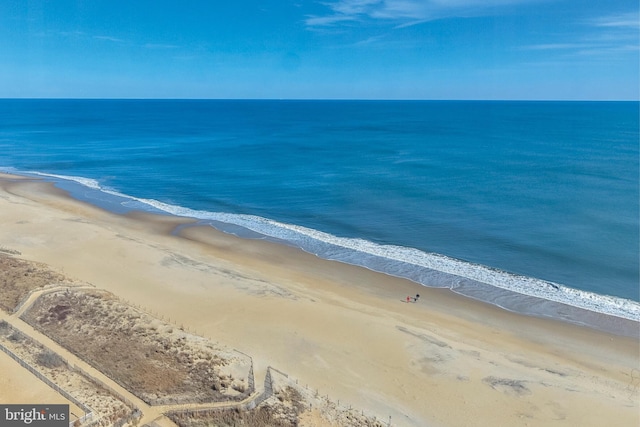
(1, 99, 638, 330)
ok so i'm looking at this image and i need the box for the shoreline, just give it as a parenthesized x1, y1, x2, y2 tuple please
(0, 173, 638, 426)
(4, 169, 639, 336)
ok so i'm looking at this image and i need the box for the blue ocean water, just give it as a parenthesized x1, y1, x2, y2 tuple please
(1, 99, 638, 331)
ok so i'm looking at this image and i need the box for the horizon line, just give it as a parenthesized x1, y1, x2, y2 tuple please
(1, 97, 638, 102)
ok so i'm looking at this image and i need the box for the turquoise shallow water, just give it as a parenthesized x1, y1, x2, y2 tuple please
(1, 99, 638, 332)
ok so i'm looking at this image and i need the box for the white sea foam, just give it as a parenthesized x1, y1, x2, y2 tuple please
(111, 193, 640, 322)
(13, 170, 640, 323)
(28, 171, 112, 192)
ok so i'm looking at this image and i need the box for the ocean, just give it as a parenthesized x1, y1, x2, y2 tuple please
(1, 99, 638, 334)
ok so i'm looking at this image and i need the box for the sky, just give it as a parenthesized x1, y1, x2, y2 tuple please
(1, 0, 638, 100)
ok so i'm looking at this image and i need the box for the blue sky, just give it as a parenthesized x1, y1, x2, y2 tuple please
(1, 0, 638, 99)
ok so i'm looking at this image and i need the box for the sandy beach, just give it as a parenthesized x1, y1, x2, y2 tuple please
(0, 172, 638, 427)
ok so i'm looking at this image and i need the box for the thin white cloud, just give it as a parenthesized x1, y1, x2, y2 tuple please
(305, 0, 540, 27)
(353, 34, 385, 45)
(305, 14, 358, 26)
(519, 9, 639, 60)
(49, 30, 183, 52)
(94, 35, 125, 43)
(574, 44, 639, 57)
(523, 42, 637, 57)
(524, 43, 587, 50)
(330, 0, 382, 15)
(593, 11, 639, 28)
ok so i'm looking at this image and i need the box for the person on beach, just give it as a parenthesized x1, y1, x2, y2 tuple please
(414, 294, 420, 302)
(406, 296, 411, 303)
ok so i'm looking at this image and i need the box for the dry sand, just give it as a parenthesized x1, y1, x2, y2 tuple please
(0, 173, 638, 427)
(0, 350, 78, 411)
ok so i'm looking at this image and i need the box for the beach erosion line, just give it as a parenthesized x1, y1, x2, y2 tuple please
(8, 169, 640, 331)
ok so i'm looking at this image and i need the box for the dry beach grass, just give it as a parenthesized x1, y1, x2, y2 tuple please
(0, 253, 71, 312)
(21, 289, 252, 406)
